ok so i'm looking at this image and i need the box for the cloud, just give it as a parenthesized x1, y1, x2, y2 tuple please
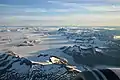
(106, 0, 120, 3)
(47, 0, 120, 13)
(25, 8, 81, 13)
(1, 0, 120, 26)
(1, 13, 120, 26)
(85, 5, 120, 12)
(49, 0, 120, 3)
(0, 3, 84, 16)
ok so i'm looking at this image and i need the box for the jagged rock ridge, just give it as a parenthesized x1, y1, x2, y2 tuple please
(0, 51, 80, 80)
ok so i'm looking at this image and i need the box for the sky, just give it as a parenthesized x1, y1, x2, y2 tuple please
(0, 0, 120, 26)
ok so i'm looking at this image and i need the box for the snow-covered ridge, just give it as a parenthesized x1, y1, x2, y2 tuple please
(0, 51, 81, 80)
(60, 45, 120, 66)
(57, 27, 115, 48)
(0, 51, 32, 80)
(61, 45, 103, 57)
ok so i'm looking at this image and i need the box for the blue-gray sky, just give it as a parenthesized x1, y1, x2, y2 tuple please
(0, 0, 120, 26)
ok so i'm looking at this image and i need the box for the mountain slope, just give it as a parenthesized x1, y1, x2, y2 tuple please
(0, 51, 81, 80)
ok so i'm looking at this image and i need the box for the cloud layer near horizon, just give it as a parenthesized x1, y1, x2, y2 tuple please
(0, 0, 120, 26)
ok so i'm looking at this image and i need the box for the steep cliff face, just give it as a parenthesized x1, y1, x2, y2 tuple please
(0, 51, 80, 80)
